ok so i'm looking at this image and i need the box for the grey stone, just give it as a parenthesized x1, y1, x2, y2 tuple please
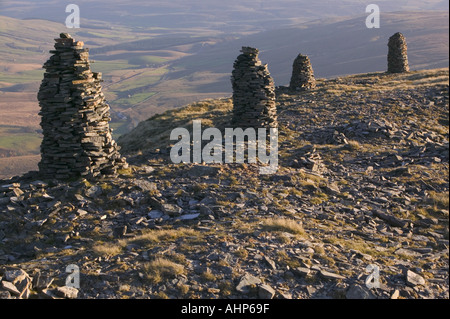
(134, 180, 158, 192)
(395, 248, 421, 257)
(4, 269, 28, 283)
(16, 278, 32, 299)
(406, 270, 426, 287)
(0, 290, 11, 299)
(187, 165, 220, 178)
(198, 204, 214, 216)
(258, 283, 276, 299)
(373, 209, 410, 228)
(40, 288, 57, 299)
(148, 210, 164, 219)
(33, 272, 54, 290)
(85, 186, 102, 198)
(293, 267, 311, 277)
(391, 289, 400, 299)
(161, 204, 182, 216)
(236, 274, 262, 294)
(324, 182, 340, 195)
(346, 284, 376, 299)
(54, 286, 79, 299)
(306, 286, 317, 296)
(178, 213, 200, 220)
(1, 281, 20, 296)
(263, 256, 277, 270)
(77, 209, 88, 216)
(320, 270, 346, 280)
(113, 225, 128, 238)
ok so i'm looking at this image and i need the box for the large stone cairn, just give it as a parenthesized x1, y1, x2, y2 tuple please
(38, 33, 127, 180)
(387, 32, 410, 73)
(289, 54, 316, 91)
(231, 47, 277, 128)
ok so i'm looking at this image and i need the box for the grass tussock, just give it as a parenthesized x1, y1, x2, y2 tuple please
(129, 228, 201, 246)
(262, 217, 305, 237)
(92, 228, 202, 257)
(92, 242, 123, 257)
(143, 258, 185, 284)
(345, 140, 362, 151)
(200, 269, 217, 282)
(427, 191, 449, 210)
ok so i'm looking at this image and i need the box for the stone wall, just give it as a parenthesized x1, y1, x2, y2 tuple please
(387, 32, 410, 73)
(231, 47, 278, 128)
(38, 33, 127, 179)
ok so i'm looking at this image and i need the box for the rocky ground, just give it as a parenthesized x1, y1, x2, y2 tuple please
(0, 68, 448, 299)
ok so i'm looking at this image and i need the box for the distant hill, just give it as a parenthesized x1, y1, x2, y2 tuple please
(172, 11, 449, 90)
(1, 0, 448, 32)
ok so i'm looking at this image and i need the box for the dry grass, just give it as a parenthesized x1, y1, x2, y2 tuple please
(276, 250, 302, 268)
(200, 269, 217, 282)
(91, 228, 202, 257)
(345, 140, 362, 151)
(234, 248, 249, 259)
(92, 242, 123, 257)
(128, 228, 201, 246)
(262, 217, 305, 237)
(143, 258, 185, 284)
(427, 191, 449, 210)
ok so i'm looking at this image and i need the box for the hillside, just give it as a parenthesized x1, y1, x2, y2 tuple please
(0, 68, 448, 299)
(118, 68, 449, 154)
(0, 11, 448, 171)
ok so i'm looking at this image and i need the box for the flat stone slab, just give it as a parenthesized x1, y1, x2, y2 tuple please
(320, 270, 346, 280)
(406, 270, 426, 287)
(1, 281, 20, 296)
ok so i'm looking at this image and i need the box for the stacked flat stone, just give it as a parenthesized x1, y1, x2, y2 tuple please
(231, 47, 277, 128)
(387, 32, 410, 73)
(38, 33, 127, 180)
(289, 54, 316, 91)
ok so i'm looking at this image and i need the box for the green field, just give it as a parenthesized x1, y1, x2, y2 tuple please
(91, 60, 139, 73)
(127, 55, 169, 65)
(114, 92, 157, 106)
(106, 67, 168, 92)
(0, 125, 41, 156)
(0, 69, 44, 84)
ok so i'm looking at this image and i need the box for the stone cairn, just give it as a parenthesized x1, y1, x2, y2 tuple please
(387, 32, 410, 73)
(289, 54, 316, 91)
(231, 47, 278, 128)
(38, 33, 127, 180)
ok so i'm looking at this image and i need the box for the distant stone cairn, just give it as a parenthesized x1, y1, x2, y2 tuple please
(289, 54, 316, 91)
(231, 47, 278, 128)
(38, 33, 128, 180)
(387, 32, 410, 73)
